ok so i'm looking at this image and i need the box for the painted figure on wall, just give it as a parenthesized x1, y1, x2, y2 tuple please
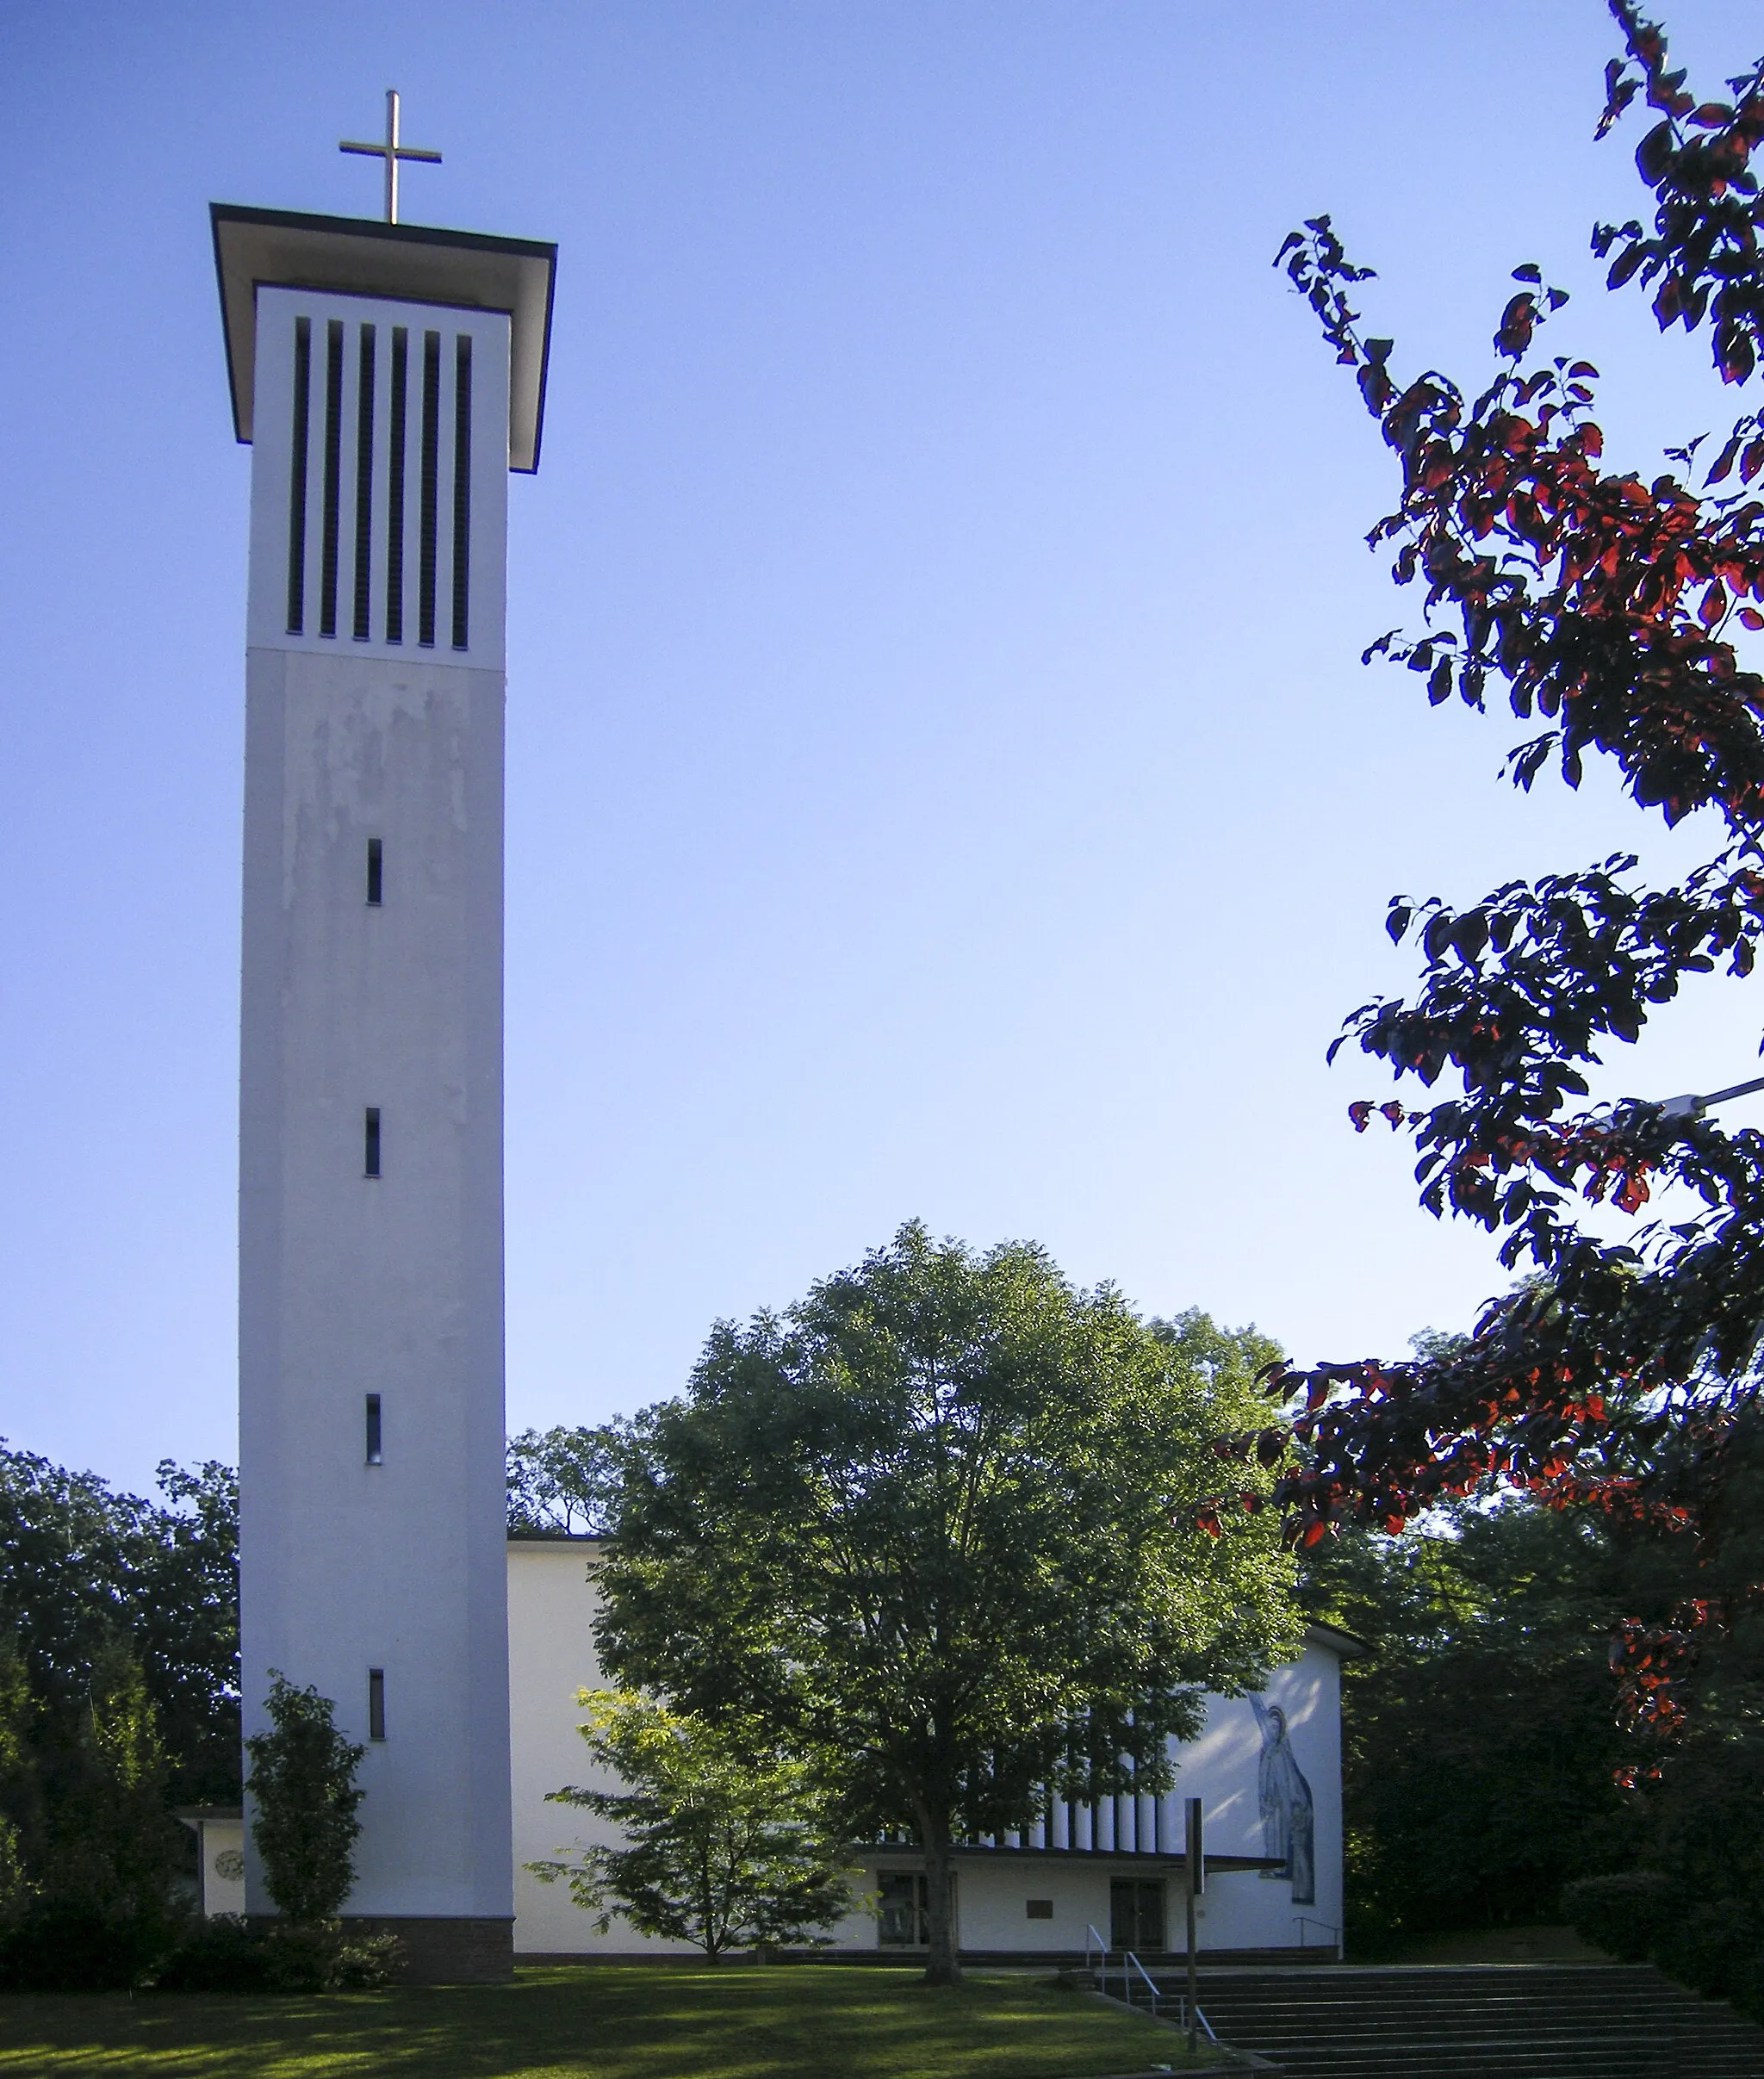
(1251, 1696, 1314, 1905)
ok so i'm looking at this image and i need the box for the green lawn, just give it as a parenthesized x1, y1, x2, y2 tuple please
(0, 1963, 1221, 2078)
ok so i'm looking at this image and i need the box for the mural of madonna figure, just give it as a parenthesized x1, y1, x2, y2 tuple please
(1251, 1696, 1314, 1905)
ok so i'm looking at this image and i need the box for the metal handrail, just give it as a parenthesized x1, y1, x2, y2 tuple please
(1123, 1947, 1161, 2010)
(1296, 1914, 1343, 1951)
(1081, 1928, 1215, 2042)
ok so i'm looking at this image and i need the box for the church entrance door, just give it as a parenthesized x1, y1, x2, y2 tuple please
(1109, 1877, 1165, 1952)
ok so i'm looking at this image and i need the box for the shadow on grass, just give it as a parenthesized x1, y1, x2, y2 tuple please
(0, 1964, 1205, 2079)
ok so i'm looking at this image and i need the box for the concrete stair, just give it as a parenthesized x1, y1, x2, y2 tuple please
(1139, 1963, 1764, 2079)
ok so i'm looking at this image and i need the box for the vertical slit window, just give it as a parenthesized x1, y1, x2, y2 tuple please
(366, 838, 382, 906)
(451, 334, 472, 650)
(363, 1107, 381, 1178)
(319, 320, 344, 638)
(352, 325, 376, 640)
(385, 327, 407, 643)
(286, 319, 312, 634)
(419, 330, 440, 646)
(364, 1393, 383, 1465)
(368, 1669, 387, 1741)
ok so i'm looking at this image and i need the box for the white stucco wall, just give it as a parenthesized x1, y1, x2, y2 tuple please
(194, 1816, 246, 1919)
(507, 1540, 698, 1953)
(505, 1540, 1349, 1956)
(238, 282, 514, 1925)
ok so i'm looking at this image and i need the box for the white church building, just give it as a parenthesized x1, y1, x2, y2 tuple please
(503, 1541, 1356, 1964)
(197, 1530, 1357, 1963)
(205, 127, 1353, 1978)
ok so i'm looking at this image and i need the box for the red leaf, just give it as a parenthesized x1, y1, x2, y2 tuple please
(1495, 294, 1537, 358)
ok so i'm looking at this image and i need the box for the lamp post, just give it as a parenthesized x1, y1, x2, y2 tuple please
(1660, 1073, 1764, 1120)
(1183, 1797, 1202, 2057)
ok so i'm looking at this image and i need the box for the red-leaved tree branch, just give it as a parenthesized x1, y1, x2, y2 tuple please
(1230, 2, 1764, 1750)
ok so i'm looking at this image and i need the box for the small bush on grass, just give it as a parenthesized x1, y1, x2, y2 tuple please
(150, 1915, 403, 1993)
(0, 1900, 175, 1992)
(1655, 1896, 1764, 2010)
(259, 1921, 402, 1992)
(152, 1914, 270, 1992)
(1562, 1871, 1680, 1964)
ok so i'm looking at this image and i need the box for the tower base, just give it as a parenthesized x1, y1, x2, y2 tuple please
(346, 1915, 515, 1983)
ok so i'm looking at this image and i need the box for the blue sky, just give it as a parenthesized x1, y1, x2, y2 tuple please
(4, 0, 1764, 1496)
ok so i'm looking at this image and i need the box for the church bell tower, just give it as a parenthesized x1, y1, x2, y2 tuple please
(213, 115, 556, 1980)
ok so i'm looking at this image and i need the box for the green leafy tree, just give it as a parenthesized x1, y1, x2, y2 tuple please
(0, 1641, 187, 1989)
(57, 1641, 179, 1921)
(506, 1424, 629, 1536)
(0, 1644, 39, 1926)
(244, 1673, 364, 1924)
(0, 1446, 239, 1811)
(531, 1689, 854, 1958)
(1298, 1494, 1642, 1951)
(596, 1222, 1301, 1984)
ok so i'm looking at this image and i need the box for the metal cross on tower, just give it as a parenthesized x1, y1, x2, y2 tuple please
(339, 90, 442, 225)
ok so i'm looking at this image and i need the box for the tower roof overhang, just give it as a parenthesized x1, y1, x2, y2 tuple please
(210, 203, 557, 472)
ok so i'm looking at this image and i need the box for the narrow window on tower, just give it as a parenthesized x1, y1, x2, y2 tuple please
(368, 1668, 387, 1741)
(450, 334, 472, 649)
(418, 330, 441, 646)
(385, 326, 407, 643)
(351, 324, 376, 640)
(363, 1107, 382, 1177)
(286, 317, 312, 634)
(366, 837, 383, 906)
(364, 1393, 383, 1464)
(319, 319, 345, 638)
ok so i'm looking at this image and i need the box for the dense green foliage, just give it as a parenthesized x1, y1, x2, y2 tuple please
(234, 1676, 401, 1990)
(531, 1689, 854, 1958)
(243, 1675, 364, 1924)
(507, 1424, 627, 1536)
(1301, 1468, 1764, 2016)
(594, 1222, 1301, 1983)
(0, 1447, 238, 1984)
(1299, 1497, 1639, 1951)
(0, 1447, 239, 1811)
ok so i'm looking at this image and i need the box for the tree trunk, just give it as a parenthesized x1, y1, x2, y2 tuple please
(916, 1805, 961, 1986)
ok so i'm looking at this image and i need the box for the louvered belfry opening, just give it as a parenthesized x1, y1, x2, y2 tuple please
(319, 319, 344, 638)
(385, 327, 407, 644)
(451, 334, 472, 650)
(274, 298, 496, 657)
(419, 328, 441, 647)
(285, 318, 312, 634)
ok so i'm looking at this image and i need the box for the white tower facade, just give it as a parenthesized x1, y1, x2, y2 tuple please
(214, 207, 556, 1981)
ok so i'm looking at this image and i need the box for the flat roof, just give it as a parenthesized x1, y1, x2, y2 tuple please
(210, 203, 556, 472)
(1306, 1619, 1369, 1660)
